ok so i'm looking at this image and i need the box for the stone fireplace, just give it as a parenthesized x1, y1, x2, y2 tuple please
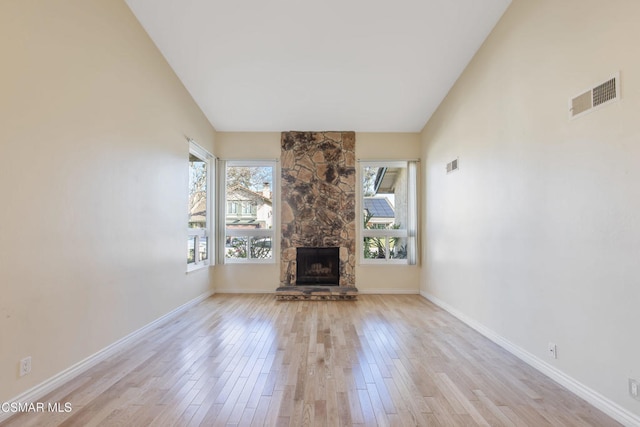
(277, 131, 358, 299)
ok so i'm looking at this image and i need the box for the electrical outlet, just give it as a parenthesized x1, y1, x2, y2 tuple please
(19, 356, 31, 377)
(630, 378, 640, 401)
(548, 342, 557, 359)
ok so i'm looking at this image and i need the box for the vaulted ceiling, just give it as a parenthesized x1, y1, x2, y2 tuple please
(125, 0, 511, 132)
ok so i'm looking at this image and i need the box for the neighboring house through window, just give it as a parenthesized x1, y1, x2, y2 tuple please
(220, 160, 276, 263)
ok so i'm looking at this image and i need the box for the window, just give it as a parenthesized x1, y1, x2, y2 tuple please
(219, 160, 276, 263)
(360, 160, 418, 264)
(187, 142, 213, 269)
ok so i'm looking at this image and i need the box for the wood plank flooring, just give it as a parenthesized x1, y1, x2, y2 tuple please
(2, 294, 621, 426)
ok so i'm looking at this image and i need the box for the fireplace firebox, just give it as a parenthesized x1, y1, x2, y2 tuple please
(296, 247, 340, 285)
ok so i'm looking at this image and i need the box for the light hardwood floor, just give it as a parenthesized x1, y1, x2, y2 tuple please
(2, 294, 620, 426)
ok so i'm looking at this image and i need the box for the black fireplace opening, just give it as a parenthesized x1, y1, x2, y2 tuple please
(296, 247, 340, 285)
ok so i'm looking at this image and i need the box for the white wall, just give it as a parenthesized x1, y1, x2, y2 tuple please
(421, 0, 640, 420)
(214, 132, 422, 293)
(0, 0, 216, 402)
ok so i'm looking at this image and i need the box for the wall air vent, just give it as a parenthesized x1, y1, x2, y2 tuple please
(570, 72, 620, 119)
(446, 158, 459, 174)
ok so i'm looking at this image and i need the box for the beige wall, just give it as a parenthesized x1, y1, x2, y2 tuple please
(421, 0, 640, 419)
(213, 132, 281, 293)
(213, 132, 422, 293)
(356, 133, 422, 293)
(0, 0, 216, 401)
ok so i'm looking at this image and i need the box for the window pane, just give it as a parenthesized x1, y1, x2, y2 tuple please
(361, 161, 416, 264)
(226, 236, 248, 259)
(187, 236, 196, 264)
(389, 236, 407, 259)
(363, 237, 388, 259)
(224, 162, 275, 263)
(224, 236, 273, 260)
(250, 236, 272, 260)
(199, 237, 208, 261)
(189, 154, 207, 229)
(225, 165, 273, 230)
(362, 165, 407, 231)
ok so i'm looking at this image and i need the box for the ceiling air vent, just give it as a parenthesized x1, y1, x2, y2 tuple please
(446, 158, 459, 174)
(570, 72, 620, 119)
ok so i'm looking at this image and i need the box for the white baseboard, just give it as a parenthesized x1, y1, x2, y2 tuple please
(214, 289, 274, 294)
(0, 290, 214, 423)
(420, 291, 640, 427)
(214, 288, 420, 295)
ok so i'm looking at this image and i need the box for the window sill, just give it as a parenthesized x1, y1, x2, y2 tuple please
(186, 263, 211, 274)
(223, 259, 275, 265)
(359, 259, 409, 265)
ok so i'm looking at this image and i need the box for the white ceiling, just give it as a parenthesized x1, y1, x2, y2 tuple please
(125, 0, 511, 132)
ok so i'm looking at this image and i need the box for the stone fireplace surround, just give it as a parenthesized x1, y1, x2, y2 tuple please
(276, 131, 358, 300)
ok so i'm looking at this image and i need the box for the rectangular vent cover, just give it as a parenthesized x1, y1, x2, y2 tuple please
(570, 73, 620, 119)
(571, 91, 592, 116)
(446, 158, 459, 173)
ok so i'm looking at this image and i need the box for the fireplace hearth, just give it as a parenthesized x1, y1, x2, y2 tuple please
(296, 247, 339, 285)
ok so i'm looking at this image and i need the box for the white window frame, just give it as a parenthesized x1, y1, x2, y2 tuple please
(218, 159, 277, 264)
(187, 141, 214, 272)
(360, 160, 418, 265)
